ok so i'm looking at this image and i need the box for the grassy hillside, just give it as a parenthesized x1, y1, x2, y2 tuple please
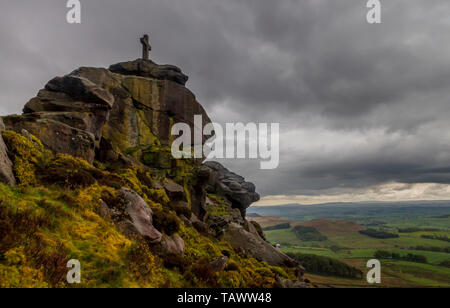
(258, 215, 450, 288)
(0, 130, 297, 288)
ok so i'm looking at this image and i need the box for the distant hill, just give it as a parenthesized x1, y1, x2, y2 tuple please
(246, 213, 262, 218)
(248, 216, 292, 228)
(247, 201, 450, 223)
(294, 219, 366, 235)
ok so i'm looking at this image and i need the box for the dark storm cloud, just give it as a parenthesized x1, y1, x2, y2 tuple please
(1, 0, 450, 198)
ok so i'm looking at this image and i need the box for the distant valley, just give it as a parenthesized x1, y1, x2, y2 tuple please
(248, 202, 450, 287)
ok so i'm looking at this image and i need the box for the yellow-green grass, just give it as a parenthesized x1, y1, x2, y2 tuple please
(266, 223, 449, 251)
(304, 258, 450, 288)
(264, 228, 303, 246)
(264, 218, 449, 288)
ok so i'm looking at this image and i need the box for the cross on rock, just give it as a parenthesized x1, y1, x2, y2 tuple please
(140, 34, 152, 60)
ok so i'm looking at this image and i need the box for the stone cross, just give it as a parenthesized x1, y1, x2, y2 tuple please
(140, 34, 152, 60)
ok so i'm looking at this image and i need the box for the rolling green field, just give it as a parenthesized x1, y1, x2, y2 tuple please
(249, 203, 450, 287)
(265, 228, 450, 287)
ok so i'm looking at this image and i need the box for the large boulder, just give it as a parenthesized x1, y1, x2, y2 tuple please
(24, 75, 114, 143)
(153, 234, 186, 258)
(109, 59, 189, 86)
(223, 223, 299, 268)
(0, 118, 16, 185)
(163, 180, 185, 200)
(6, 71, 116, 163)
(45, 75, 114, 108)
(100, 187, 186, 258)
(5, 60, 213, 165)
(209, 256, 229, 272)
(73, 65, 212, 158)
(102, 187, 162, 244)
(204, 161, 260, 217)
(3, 114, 97, 164)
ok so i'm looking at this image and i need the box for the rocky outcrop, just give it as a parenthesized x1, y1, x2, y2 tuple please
(1, 57, 306, 286)
(153, 234, 186, 258)
(209, 256, 229, 272)
(204, 161, 260, 216)
(100, 187, 187, 259)
(101, 188, 162, 244)
(204, 193, 301, 272)
(223, 222, 299, 268)
(45, 75, 115, 108)
(163, 180, 185, 200)
(120, 188, 163, 243)
(189, 213, 209, 234)
(109, 59, 189, 86)
(190, 166, 211, 220)
(0, 118, 16, 185)
(0, 56, 310, 287)
(3, 114, 97, 164)
(4, 59, 211, 164)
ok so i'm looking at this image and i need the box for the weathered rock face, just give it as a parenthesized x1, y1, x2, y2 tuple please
(3, 114, 97, 163)
(204, 161, 260, 216)
(153, 234, 186, 258)
(4, 59, 211, 164)
(163, 179, 185, 200)
(0, 118, 16, 185)
(46, 75, 115, 108)
(100, 187, 186, 259)
(204, 193, 298, 270)
(190, 166, 211, 220)
(120, 188, 163, 243)
(223, 223, 298, 268)
(109, 59, 189, 86)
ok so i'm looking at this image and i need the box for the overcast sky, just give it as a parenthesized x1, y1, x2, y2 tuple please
(2, 0, 450, 205)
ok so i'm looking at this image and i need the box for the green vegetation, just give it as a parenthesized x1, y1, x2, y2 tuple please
(434, 214, 450, 219)
(421, 235, 450, 243)
(206, 194, 230, 217)
(439, 260, 450, 268)
(0, 184, 165, 288)
(249, 202, 450, 230)
(359, 229, 399, 239)
(287, 252, 362, 279)
(293, 226, 328, 242)
(257, 210, 450, 287)
(411, 246, 450, 253)
(262, 223, 290, 231)
(398, 227, 440, 233)
(264, 228, 302, 247)
(363, 221, 386, 227)
(374, 250, 428, 264)
(0, 130, 294, 288)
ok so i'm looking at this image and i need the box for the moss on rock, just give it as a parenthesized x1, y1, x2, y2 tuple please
(1, 130, 48, 186)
